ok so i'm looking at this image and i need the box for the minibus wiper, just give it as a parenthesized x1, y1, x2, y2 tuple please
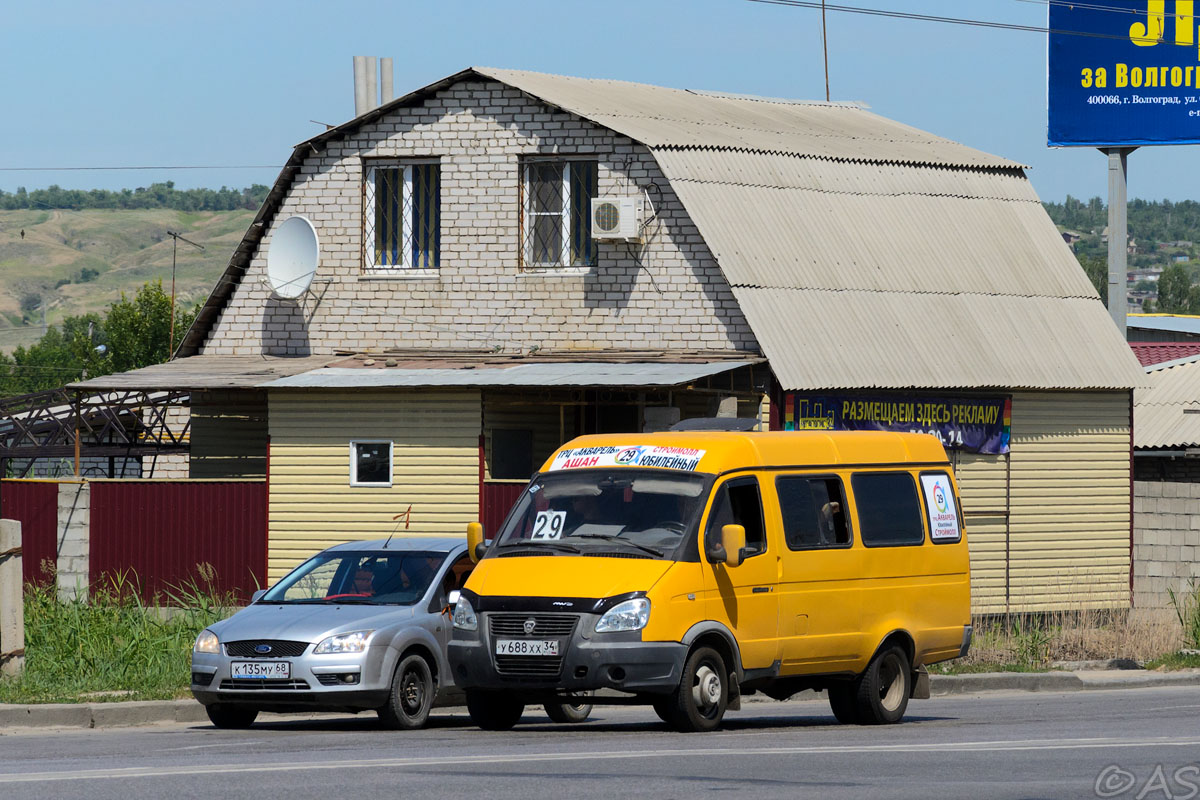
(496, 541, 581, 554)
(572, 534, 663, 557)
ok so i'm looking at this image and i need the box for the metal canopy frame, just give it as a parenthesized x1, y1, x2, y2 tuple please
(0, 388, 190, 478)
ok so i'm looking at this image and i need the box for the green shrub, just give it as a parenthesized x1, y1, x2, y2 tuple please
(1168, 579, 1200, 650)
(0, 567, 236, 703)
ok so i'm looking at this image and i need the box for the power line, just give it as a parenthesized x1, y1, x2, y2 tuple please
(0, 165, 277, 173)
(744, 0, 1197, 45)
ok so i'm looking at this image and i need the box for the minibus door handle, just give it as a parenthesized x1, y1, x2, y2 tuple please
(752, 586, 772, 594)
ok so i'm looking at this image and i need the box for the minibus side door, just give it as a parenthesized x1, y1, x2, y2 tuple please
(771, 474, 864, 674)
(702, 475, 780, 670)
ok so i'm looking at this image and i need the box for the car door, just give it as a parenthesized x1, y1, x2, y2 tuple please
(702, 475, 780, 670)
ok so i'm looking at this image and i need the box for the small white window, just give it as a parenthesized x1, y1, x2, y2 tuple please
(364, 160, 440, 271)
(350, 440, 393, 486)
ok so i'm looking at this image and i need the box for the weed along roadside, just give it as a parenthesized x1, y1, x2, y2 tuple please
(0, 567, 236, 705)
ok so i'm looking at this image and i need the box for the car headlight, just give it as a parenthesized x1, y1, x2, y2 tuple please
(595, 597, 650, 633)
(452, 595, 478, 631)
(313, 630, 374, 654)
(194, 630, 220, 654)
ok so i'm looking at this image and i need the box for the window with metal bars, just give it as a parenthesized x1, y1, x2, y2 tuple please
(363, 161, 440, 270)
(521, 160, 597, 269)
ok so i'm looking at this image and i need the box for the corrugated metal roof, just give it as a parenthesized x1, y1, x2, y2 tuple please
(1129, 342, 1200, 366)
(735, 288, 1144, 390)
(658, 165, 1093, 296)
(265, 361, 756, 389)
(68, 355, 336, 391)
(476, 68, 1022, 170)
(1135, 358, 1200, 448)
(1127, 314, 1200, 336)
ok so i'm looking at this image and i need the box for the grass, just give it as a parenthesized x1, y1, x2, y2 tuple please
(0, 567, 236, 704)
(930, 606, 1186, 675)
(1167, 578, 1200, 650)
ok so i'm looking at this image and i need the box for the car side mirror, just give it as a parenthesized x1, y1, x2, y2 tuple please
(467, 522, 485, 563)
(251, 589, 267, 603)
(447, 589, 461, 609)
(721, 524, 746, 568)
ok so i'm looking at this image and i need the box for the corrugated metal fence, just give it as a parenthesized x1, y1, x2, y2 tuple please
(0, 480, 58, 586)
(90, 481, 267, 602)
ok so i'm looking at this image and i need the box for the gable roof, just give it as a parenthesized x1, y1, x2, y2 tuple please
(179, 67, 1142, 392)
(1135, 354, 1200, 449)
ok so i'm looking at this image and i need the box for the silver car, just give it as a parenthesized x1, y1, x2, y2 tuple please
(190, 537, 475, 729)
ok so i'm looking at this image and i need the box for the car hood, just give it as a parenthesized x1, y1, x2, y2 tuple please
(467, 556, 674, 600)
(209, 603, 417, 644)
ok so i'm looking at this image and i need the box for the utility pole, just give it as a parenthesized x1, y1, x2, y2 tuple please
(165, 231, 204, 358)
(821, 0, 830, 102)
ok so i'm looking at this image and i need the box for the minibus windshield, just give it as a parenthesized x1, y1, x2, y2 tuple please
(492, 470, 712, 560)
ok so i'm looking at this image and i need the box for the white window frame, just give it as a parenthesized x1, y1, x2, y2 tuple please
(349, 439, 394, 487)
(364, 159, 438, 271)
(523, 160, 578, 271)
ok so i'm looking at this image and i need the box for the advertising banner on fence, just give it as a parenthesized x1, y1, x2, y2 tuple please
(782, 394, 1011, 455)
(1049, 1, 1200, 146)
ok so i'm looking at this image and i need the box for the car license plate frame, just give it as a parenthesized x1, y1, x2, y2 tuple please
(231, 660, 291, 679)
(494, 639, 559, 657)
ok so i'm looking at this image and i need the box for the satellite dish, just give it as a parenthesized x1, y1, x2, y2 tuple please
(266, 216, 319, 299)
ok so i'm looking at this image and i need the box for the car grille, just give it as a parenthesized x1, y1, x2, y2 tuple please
(219, 679, 311, 690)
(488, 613, 578, 637)
(316, 675, 341, 687)
(224, 640, 309, 658)
(494, 654, 565, 677)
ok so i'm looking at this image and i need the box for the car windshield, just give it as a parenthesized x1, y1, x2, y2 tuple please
(260, 550, 446, 605)
(492, 470, 712, 560)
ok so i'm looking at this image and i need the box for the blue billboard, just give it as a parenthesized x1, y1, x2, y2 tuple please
(1049, 1, 1200, 146)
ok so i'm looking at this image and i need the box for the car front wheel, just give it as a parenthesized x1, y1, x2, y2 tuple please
(544, 692, 594, 724)
(378, 654, 434, 730)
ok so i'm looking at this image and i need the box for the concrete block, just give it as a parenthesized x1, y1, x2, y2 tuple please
(0, 703, 91, 729)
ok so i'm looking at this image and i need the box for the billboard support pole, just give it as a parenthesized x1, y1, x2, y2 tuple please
(1102, 146, 1135, 338)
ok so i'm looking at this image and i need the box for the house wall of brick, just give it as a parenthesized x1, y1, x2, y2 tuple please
(201, 79, 758, 357)
(1133, 479, 1200, 609)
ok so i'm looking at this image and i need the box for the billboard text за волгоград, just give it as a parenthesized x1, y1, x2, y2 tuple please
(1049, 1, 1200, 146)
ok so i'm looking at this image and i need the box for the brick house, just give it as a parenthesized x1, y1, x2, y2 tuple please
(76, 67, 1143, 612)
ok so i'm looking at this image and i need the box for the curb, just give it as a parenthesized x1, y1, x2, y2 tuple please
(0, 699, 206, 731)
(2, 670, 1199, 731)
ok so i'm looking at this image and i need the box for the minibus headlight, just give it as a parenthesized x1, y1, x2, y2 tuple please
(452, 595, 478, 631)
(595, 598, 650, 633)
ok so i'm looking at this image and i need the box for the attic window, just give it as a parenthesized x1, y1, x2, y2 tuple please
(364, 160, 440, 271)
(520, 159, 597, 269)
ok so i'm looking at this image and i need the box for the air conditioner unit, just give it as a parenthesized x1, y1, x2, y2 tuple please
(590, 196, 644, 241)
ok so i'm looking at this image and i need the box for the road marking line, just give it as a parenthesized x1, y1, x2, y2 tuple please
(4, 736, 1200, 784)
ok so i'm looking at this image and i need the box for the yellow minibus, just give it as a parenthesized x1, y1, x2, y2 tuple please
(447, 427, 971, 732)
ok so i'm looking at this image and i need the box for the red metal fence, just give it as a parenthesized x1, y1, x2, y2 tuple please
(89, 481, 267, 603)
(481, 481, 526, 538)
(0, 480, 59, 586)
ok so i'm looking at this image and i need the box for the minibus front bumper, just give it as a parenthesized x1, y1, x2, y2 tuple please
(449, 621, 687, 696)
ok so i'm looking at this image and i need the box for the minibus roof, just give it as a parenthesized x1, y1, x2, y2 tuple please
(540, 430, 951, 476)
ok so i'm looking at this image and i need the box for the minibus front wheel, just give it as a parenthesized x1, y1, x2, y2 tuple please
(662, 646, 728, 732)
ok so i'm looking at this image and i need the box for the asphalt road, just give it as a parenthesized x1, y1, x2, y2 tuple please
(1, 687, 1198, 800)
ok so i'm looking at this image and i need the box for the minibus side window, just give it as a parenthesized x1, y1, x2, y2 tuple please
(776, 476, 850, 550)
(851, 472, 925, 547)
(705, 477, 767, 558)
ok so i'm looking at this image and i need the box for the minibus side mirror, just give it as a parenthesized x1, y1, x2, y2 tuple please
(467, 522, 486, 563)
(721, 524, 746, 568)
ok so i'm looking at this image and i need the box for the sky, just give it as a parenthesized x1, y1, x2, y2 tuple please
(3, 0, 1199, 203)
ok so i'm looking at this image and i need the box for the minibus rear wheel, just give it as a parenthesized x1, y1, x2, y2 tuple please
(466, 690, 525, 731)
(664, 646, 728, 732)
(854, 645, 911, 725)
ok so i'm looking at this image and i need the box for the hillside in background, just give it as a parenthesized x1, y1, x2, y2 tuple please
(0, 208, 253, 352)
(1044, 197, 1200, 277)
